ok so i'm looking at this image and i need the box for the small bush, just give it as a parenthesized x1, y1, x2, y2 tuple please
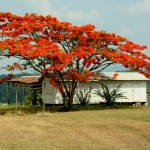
(95, 83, 127, 106)
(25, 92, 43, 106)
(76, 87, 92, 107)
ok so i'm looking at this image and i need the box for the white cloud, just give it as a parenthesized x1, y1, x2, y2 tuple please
(23, 0, 101, 22)
(119, 28, 136, 39)
(129, 0, 150, 14)
(24, 0, 53, 15)
(66, 10, 101, 21)
(66, 10, 85, 20)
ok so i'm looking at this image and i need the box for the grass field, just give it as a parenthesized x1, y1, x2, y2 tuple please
(0, 106, 149, 150)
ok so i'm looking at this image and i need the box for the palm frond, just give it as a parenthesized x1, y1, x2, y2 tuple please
(96, 82, 127, 105)
(76, 86, 92, 103)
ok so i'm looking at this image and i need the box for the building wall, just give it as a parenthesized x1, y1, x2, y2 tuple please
(42, 78, 57, 104)
(42, 78, 147, 104)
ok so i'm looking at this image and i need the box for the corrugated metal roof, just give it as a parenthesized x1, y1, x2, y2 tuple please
(98, 72, 150, 80)
(6, 72, 149, 84)
(7, 76, 41, 84)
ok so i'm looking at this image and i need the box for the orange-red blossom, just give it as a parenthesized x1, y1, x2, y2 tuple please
(0, 12, 150, 91)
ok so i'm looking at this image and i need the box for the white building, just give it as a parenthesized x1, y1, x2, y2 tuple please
(42, 72, 149, 105)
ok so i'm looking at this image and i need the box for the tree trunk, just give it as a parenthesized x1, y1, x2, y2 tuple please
(60, 91, 75, 111)
(66, 97, 73, 109)
(59, 80, 78, 111)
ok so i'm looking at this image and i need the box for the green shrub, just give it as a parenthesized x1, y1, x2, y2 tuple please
(147, 88, 150, 105)
(76, 86, 92, 107)
(25, 92, 43, 106)
(95, 83, 126, 106)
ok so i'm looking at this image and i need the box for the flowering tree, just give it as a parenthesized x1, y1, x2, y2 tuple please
(0, 12, 150, 108)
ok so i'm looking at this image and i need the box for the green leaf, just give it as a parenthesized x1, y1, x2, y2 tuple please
(96, 82, 127, 105)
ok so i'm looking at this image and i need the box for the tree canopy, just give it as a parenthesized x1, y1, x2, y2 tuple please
(0, 12, 150, 107)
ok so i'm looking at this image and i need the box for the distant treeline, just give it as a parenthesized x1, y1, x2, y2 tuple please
(147, 81, 150, 88)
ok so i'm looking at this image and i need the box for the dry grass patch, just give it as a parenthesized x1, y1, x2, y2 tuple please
(0, 107, 149, 150)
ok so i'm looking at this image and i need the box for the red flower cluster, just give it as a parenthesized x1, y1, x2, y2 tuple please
(7, 62, 24, 71)
(64, 69, 93, 82)
(113, 73, 119, 79)
(0, 74, 13, 84)
(0, 12, 150, 95)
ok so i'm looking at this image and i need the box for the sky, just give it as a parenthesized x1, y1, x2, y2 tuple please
(0, 0, 150, 73)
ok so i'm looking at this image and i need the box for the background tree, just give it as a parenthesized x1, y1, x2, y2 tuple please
(0, 12, 150, 108)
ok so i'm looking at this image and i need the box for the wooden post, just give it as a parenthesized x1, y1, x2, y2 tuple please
(6, 82, 10, 104)
(20, 85, 22, 106)
(15, 84, 18, 115)
(24, 86, 26, 104)
(43, 101, 45, 114)
(43, 82, 45, 114)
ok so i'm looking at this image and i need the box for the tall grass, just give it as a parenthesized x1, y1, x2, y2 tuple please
(0, 107, 149, 150)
